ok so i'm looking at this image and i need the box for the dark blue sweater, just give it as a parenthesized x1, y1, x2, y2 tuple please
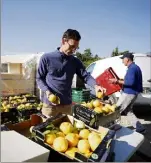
(123, 62, 143, 95)
(36, 48, 97, 105)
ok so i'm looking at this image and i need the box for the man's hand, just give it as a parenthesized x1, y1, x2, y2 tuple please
(45, 91, 59, 106)
(95, 85, 106, 96)
(46, 90, 52, 99)
(109, 78, 124, 85)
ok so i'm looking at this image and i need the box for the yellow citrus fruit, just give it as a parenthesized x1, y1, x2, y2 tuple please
(79, 129, 90, 139)
(88, 132, 101, 151)
(65, 133, 79, 147)
(109, 104, 116, 112)
(96, 91, 104, 99)
(86, 102, 93, 109)
(94, 106, 103, 113)
(60, 122, 74, 135)
(92, 100, 101, 108)
(53, 137, 68, 152)
(56, 131, 65, 137)
(48, 94, 57, 103)
(84, 151, 93, 158)
(65, 147, 79, 159)
(77, 139, 90, 154)
(45, 133, 56, 145)
(102, 106, 110, 114)
(81, 102, 87, 107)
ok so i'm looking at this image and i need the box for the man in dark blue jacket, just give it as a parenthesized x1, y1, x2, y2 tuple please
(110, 53, 146, 133)
(36, 29, 105, 118)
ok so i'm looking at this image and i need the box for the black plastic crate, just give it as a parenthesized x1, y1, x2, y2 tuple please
(72, 104, 121, 129)
(1, 94, 39, 102)
(32, 114, 115, 162)
(18, 108, 39, 120)
(24, 96, 39, 103)
(1, 108, 19, 124)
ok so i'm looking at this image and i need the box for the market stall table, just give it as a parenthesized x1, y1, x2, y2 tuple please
(1, 126, 144, 162)
(112, 126, 145, 162)
(1, 130, 50, 162)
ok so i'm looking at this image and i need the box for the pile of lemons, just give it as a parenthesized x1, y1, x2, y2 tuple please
(81, 99, 117, 115)
(44, 121, 106, 159)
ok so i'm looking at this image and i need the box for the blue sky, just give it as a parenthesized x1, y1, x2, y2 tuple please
(1, 0, 150, 57)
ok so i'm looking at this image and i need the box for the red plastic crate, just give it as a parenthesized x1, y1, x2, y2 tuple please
(96, 67, 122, 96)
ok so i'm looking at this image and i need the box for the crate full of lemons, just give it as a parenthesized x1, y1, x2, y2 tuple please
(31, 115, 114, 162)
(72, 90, 121, 128)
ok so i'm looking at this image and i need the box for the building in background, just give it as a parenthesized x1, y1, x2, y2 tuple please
(1, 53, 39, 96)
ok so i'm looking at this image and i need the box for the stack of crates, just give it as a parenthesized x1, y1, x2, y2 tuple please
(72, 88, 90, 103)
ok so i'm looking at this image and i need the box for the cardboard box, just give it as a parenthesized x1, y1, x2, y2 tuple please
(4, 114, 45, 137)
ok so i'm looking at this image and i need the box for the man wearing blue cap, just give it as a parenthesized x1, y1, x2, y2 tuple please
(110, 52, 146, 134)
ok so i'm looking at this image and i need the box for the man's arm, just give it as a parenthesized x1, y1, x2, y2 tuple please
(75, 59, 97, 88)
(110, 68, 135, 87)
(75, 59, 106, 94)
(36, 55, 50, 92)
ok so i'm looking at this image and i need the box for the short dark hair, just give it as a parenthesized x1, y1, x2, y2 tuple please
(62, 29, 81, 41)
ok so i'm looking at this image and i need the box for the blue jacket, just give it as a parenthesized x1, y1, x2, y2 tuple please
(36, 48, 97, 105)
(123, 62, 143, 95)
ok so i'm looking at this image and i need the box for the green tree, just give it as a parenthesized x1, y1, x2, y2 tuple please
(75, 51, 82, 60)
(111, 47, 130, 57)
(83, 48, 92, 58)
(94, 54, 99, 59)
(111, 47, 119, 57)
(75, 48, 101, 67)
(120, 50, 130, 55)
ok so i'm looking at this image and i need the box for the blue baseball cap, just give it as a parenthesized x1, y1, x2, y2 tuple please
(120, 53, 134, 60)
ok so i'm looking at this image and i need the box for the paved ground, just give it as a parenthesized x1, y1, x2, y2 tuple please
(119, 107, 151, 162)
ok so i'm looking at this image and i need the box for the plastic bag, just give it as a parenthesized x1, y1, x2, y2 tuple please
(22, 54, 37, 79)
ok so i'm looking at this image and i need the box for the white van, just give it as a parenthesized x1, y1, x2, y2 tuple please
(85, 53, 151, 105)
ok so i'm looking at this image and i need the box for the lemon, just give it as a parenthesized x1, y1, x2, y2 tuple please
(92, 100, 101, 108)
(65, 133, 79, 147)
(96, 91, 104, 99)
(65, 147, 79, 158)
(77, 139, 90, 154)
(86, 102, 93, 109)
(60, 122, 74, 135)
(79, 129, 90, 139)
(94, 106, 103, 114)
(102, 106, 110, 114)
(56, 131, 65, 137)
(45, 133, 56, 145)
(84, 151, 93, 158)
(53, 137, 68, 152)
(48, 94, 57, 103)
(88, 132, 101, 151)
